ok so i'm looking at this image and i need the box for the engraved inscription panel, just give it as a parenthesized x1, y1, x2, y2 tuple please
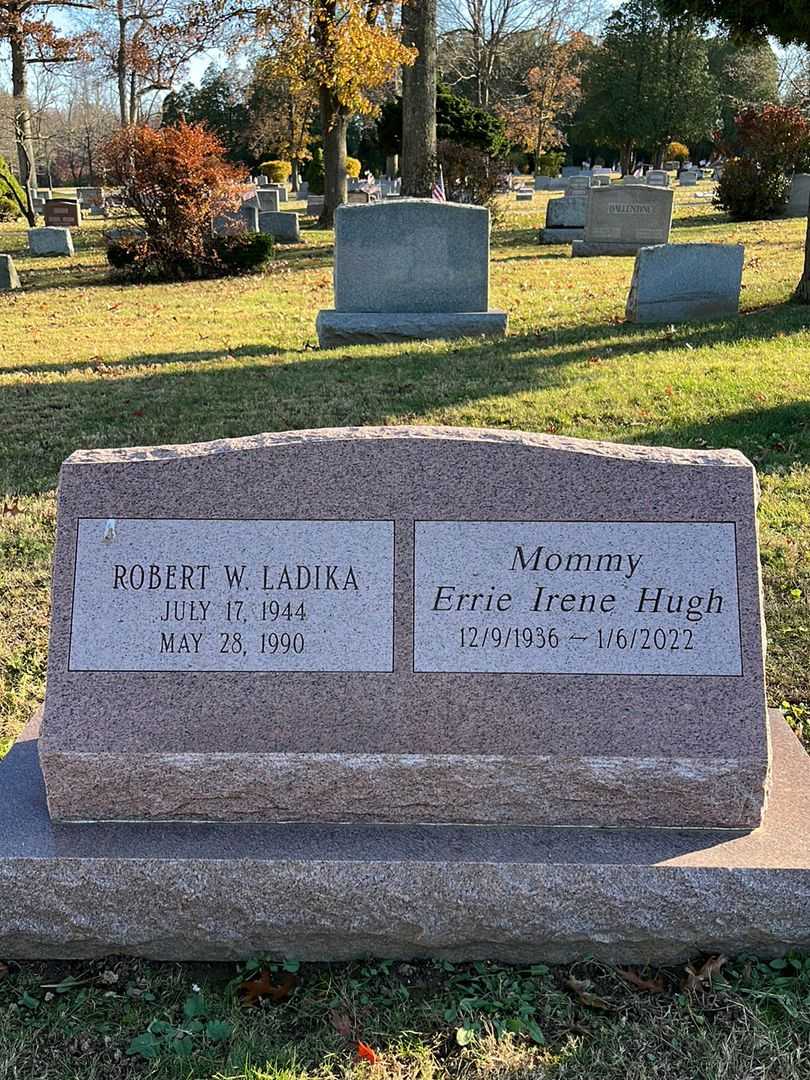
(69, 518, 394, 672)
(413, 521, 743, 675)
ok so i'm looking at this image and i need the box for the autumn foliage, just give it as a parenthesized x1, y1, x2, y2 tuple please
(102, 121, 245, 278)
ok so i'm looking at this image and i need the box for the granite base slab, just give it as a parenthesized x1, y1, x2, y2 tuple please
(539, 227, 584, 244)
(316, 311, 508, 347)
(571, 241, 649, 257)
(4, 710, 810, 963)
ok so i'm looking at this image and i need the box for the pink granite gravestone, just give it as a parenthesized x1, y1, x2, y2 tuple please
(40, 426, 768, 829)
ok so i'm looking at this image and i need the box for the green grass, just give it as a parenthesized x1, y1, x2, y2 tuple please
(1, 188, 808, 747)
(2, 954, 810, 1080)
(1, 188, 810, 1078)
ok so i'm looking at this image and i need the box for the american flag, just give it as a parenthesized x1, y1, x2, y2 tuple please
(432, 166, 446, 202)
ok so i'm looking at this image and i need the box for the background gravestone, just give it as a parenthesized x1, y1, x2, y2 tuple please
(41, 426, 767, 831)
(259, 210, 300, 242)
(316, 200, 507, 345)
(626, 243, 744, 323)
(44, 199, 82, 228)
(28, 227, 74, 256)
(572, 185, 673, 257)
(786, 174, 810, 217)
(0, 253, 21, 290)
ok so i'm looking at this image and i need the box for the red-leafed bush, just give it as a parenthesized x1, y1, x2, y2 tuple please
(733, 104, 810, 173)
(101, 121, 248, 280)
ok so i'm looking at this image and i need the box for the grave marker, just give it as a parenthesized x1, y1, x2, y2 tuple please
(572, 185, 673, 257)
(316, 200, 506, 345)
(626, 243, 744, 323)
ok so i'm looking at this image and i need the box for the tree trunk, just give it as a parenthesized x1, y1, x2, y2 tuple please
(116, 0, 129, 125)
(795, 200, 810, 303)
(9, 19, 36, 226)
(319, 87, 347, 228)
(401, 0, 437, 198)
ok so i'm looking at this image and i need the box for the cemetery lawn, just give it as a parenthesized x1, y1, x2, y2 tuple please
(0, 188, 809, 1074)
(2, 188, 808, 752)
(2, 953, 810, 1080)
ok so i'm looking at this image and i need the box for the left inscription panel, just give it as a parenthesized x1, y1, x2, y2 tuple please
(68, 518, 395, 673)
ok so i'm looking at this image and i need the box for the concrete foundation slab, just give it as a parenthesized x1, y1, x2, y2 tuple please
(316, 311, 507, 347)
(2, 710, 809, 963)
(539, 227, 584, 244)
(571, 241, 648, 257)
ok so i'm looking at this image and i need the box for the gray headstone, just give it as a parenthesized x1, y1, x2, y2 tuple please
(307, 195, 325, 216)
(565, 175, 591, 193)
(259, 210, 300, 242)
(561, 166, 580, 176)
(546, 194, 587, 229)
(256, 189, 281, 212)
(0, 253, 21, 290)
(267, 184, 288, 203)
(297, 181, 310, 200)
(786, 173, 810, 217)
(679, 171, 698, 186)
(347, 191, 371, 204)
(213, 205, 259, 236)
(572, 185, 674, 257)
(28, 227, 74, 256)
(591, 175, 611, 187)
(38, 425, 767, 833)
(626, 243, 744, 323)
(333, 199, 490, 313)
(646, 170, 669, 187)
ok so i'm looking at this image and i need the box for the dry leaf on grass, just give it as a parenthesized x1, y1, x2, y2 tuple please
(356, 1041, 378, 1063)
(565, 975, 615, 1011)
(683, 955, 728, 993)
(329, 1010, 354, 1037)
(238, 970, 298, 1006)
(616, 968, 666, 994)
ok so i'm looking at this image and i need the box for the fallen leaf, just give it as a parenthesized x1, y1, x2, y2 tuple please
(616, 968, 666, 994)
(239, 970, 298, 1006)
(565, 975, 614, 1011)
(356, 1041, 378, 1063)
(683, 954, 728, 992)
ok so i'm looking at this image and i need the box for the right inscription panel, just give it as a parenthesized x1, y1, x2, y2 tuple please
(413, 521, 743, 676)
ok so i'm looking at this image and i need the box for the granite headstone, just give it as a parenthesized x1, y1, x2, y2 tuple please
(625, 243, 744, 323)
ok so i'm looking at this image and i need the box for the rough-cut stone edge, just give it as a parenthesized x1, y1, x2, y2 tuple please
(315, 311, 507, 347)
(2, 710, 809, 963)
(41, 746, 769, 828)
(61, 423, 755, 470)
(0, 254, 21, 290)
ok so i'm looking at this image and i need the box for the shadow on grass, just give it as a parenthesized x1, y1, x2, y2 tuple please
(2, 303, 808, 495)
(672, 211, 729, 230)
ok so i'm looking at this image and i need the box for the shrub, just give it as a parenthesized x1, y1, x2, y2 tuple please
(210, 233, 274, 274)
(260, 160, 292, 183)
(0, 155, 25, 217)
(101, 121, 245, 280)
(306, 148, 325, 194)
(0, 195, 22, 221)
(536, 152, 565, 177)
(346, 156, 361, 179)
(437, 139, 509, 221)
(714, 158, 791, 221)
(666, 141, 690, 162)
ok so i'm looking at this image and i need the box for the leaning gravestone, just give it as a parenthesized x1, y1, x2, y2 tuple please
(28, 227, 74, 256)
(316, 200, 507, 346)
(4, 424, 810, 963)
(0, 253, 21, 290)
(679, 170, 699, 186)
(786, 174, 810, 217)
(572, 185, 673, 257)
(625, 243, 744, 323)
